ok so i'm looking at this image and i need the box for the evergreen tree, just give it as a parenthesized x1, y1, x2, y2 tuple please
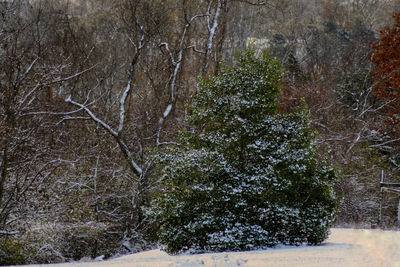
(148, 49, 338, 253)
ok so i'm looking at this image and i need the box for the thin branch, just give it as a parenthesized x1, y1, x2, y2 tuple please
(370, 138, 400, 148)
(156, 11, 214, 146)
(234, 0, 270, 6)
(65, 96, 143, 177)
(47, 64, 97, 85)
(119, 82, 131, 133)
(202, 0, 222, 75)
(187, 45, 206, 54)
(19, 64, 96, 110)
(66, 96, 118, 137)
(18, 82, 41, 109)
(156, 141, 179, 147)
(359, 98, 394, 118)
(22, 106, 86, 117)
(0, 230, 19, 235)
(206, 0, 214, 32)
(346, 126, 366, 154)
(17, 57, 39, 86)
(56, 116, 90, 125)
(119, 26, 145, 134)
(159, 42, 176, 66)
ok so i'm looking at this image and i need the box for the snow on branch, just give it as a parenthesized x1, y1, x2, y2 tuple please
(56, 116, 90, 125)
(237, 0, 270, 6)
(22, 106, 86, 117)
(65, 96, 118, 137)
(119, 26, 145, 134)
(64, 25, 148, 178)
(203, 0, 222, 75)
(156, 7, 222, 146)
(156, 18, 192, 146)
(119, 82, 131, 133)
(159, 42, 177, 66)
(48, 65, 97, 85)
(65, 96, 143, 177)
(163, 103, 173, 119)
(17, 57, 39, 85)
(0, 230, 19, 235)
(18, 82, 41, 109)
(18, 63, 96, 111)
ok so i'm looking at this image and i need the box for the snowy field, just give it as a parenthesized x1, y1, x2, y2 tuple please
(15, 228, 400, 267)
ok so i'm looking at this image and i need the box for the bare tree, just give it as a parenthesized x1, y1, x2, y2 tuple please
(0, 0, 90, 234)
(55, 1, 229, 247)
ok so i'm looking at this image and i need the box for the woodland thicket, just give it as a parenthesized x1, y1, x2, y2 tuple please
(1, 0, 400, 264)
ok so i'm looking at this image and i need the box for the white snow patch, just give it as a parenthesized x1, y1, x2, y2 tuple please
(13, 228, 400, 267)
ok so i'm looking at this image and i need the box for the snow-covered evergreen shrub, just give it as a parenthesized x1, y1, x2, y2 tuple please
(149, 49, 337, 253)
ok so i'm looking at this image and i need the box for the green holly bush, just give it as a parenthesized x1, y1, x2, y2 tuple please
(148, 49, 338, 253)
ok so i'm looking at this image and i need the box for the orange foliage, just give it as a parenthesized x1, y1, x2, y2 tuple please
(371, 12, 400, 136)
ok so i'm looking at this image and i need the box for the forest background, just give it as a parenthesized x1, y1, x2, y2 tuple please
(1, 0, 400, 264)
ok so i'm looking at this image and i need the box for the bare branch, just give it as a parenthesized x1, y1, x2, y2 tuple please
(346, 126, 366, 154)
(159, 42, 176, 66)
(156, 9, 220, 146)
(119, 82, 131, 134)
(22, 107, 86, 117)
(234, 0, 271, 6)
(56, 116, 90, 125)
(17, 56, 39, 86)
(47, 64, 97, 85)
(66, 95, 119, 137)
(186, 45, 206, 54)
(370, 138, 400, 148)
(119, 26, 145, 134)
(18, 82, 41, 109)
(65, 96, 143, 177)
(0, 230, 19, 235)
(359, 98, 394, 118)
(202, 0, 223, 75)
(206, 0, 214, 32)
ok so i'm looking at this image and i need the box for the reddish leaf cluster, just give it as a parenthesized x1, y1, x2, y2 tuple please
(372, 12, 400, 136)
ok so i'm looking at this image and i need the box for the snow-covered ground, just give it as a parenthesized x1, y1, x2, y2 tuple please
(14, 228, 400, 267)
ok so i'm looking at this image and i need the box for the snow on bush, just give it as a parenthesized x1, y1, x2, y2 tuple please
(147, 49, 338, 253)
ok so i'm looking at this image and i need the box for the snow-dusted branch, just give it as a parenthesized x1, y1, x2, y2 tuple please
(22, 106, 86, 117)
(0, 230, 19, 235)
(119, 26, 145, 134)
(346, 126, 366, 154)
(369, 138, 400, 148)
(18, 82, 41, 109)
(55, 116, 90, 125)
(157, 13, 211, 146)
(66, 96, 118, 137)
(236, 0, 269, 6)
(202, 0, 223, 75)
(156, 35, 186, 145)
(66, 95, 143, 177)
(156, 103, 173, 146)
(18, 57, 39, 85)
(64, 27, 147, 178)
(159, 43, 177, 66)
(119, 82, 131, 133)
(48, 65, 97, 85)
(187, 45, 206, 54)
